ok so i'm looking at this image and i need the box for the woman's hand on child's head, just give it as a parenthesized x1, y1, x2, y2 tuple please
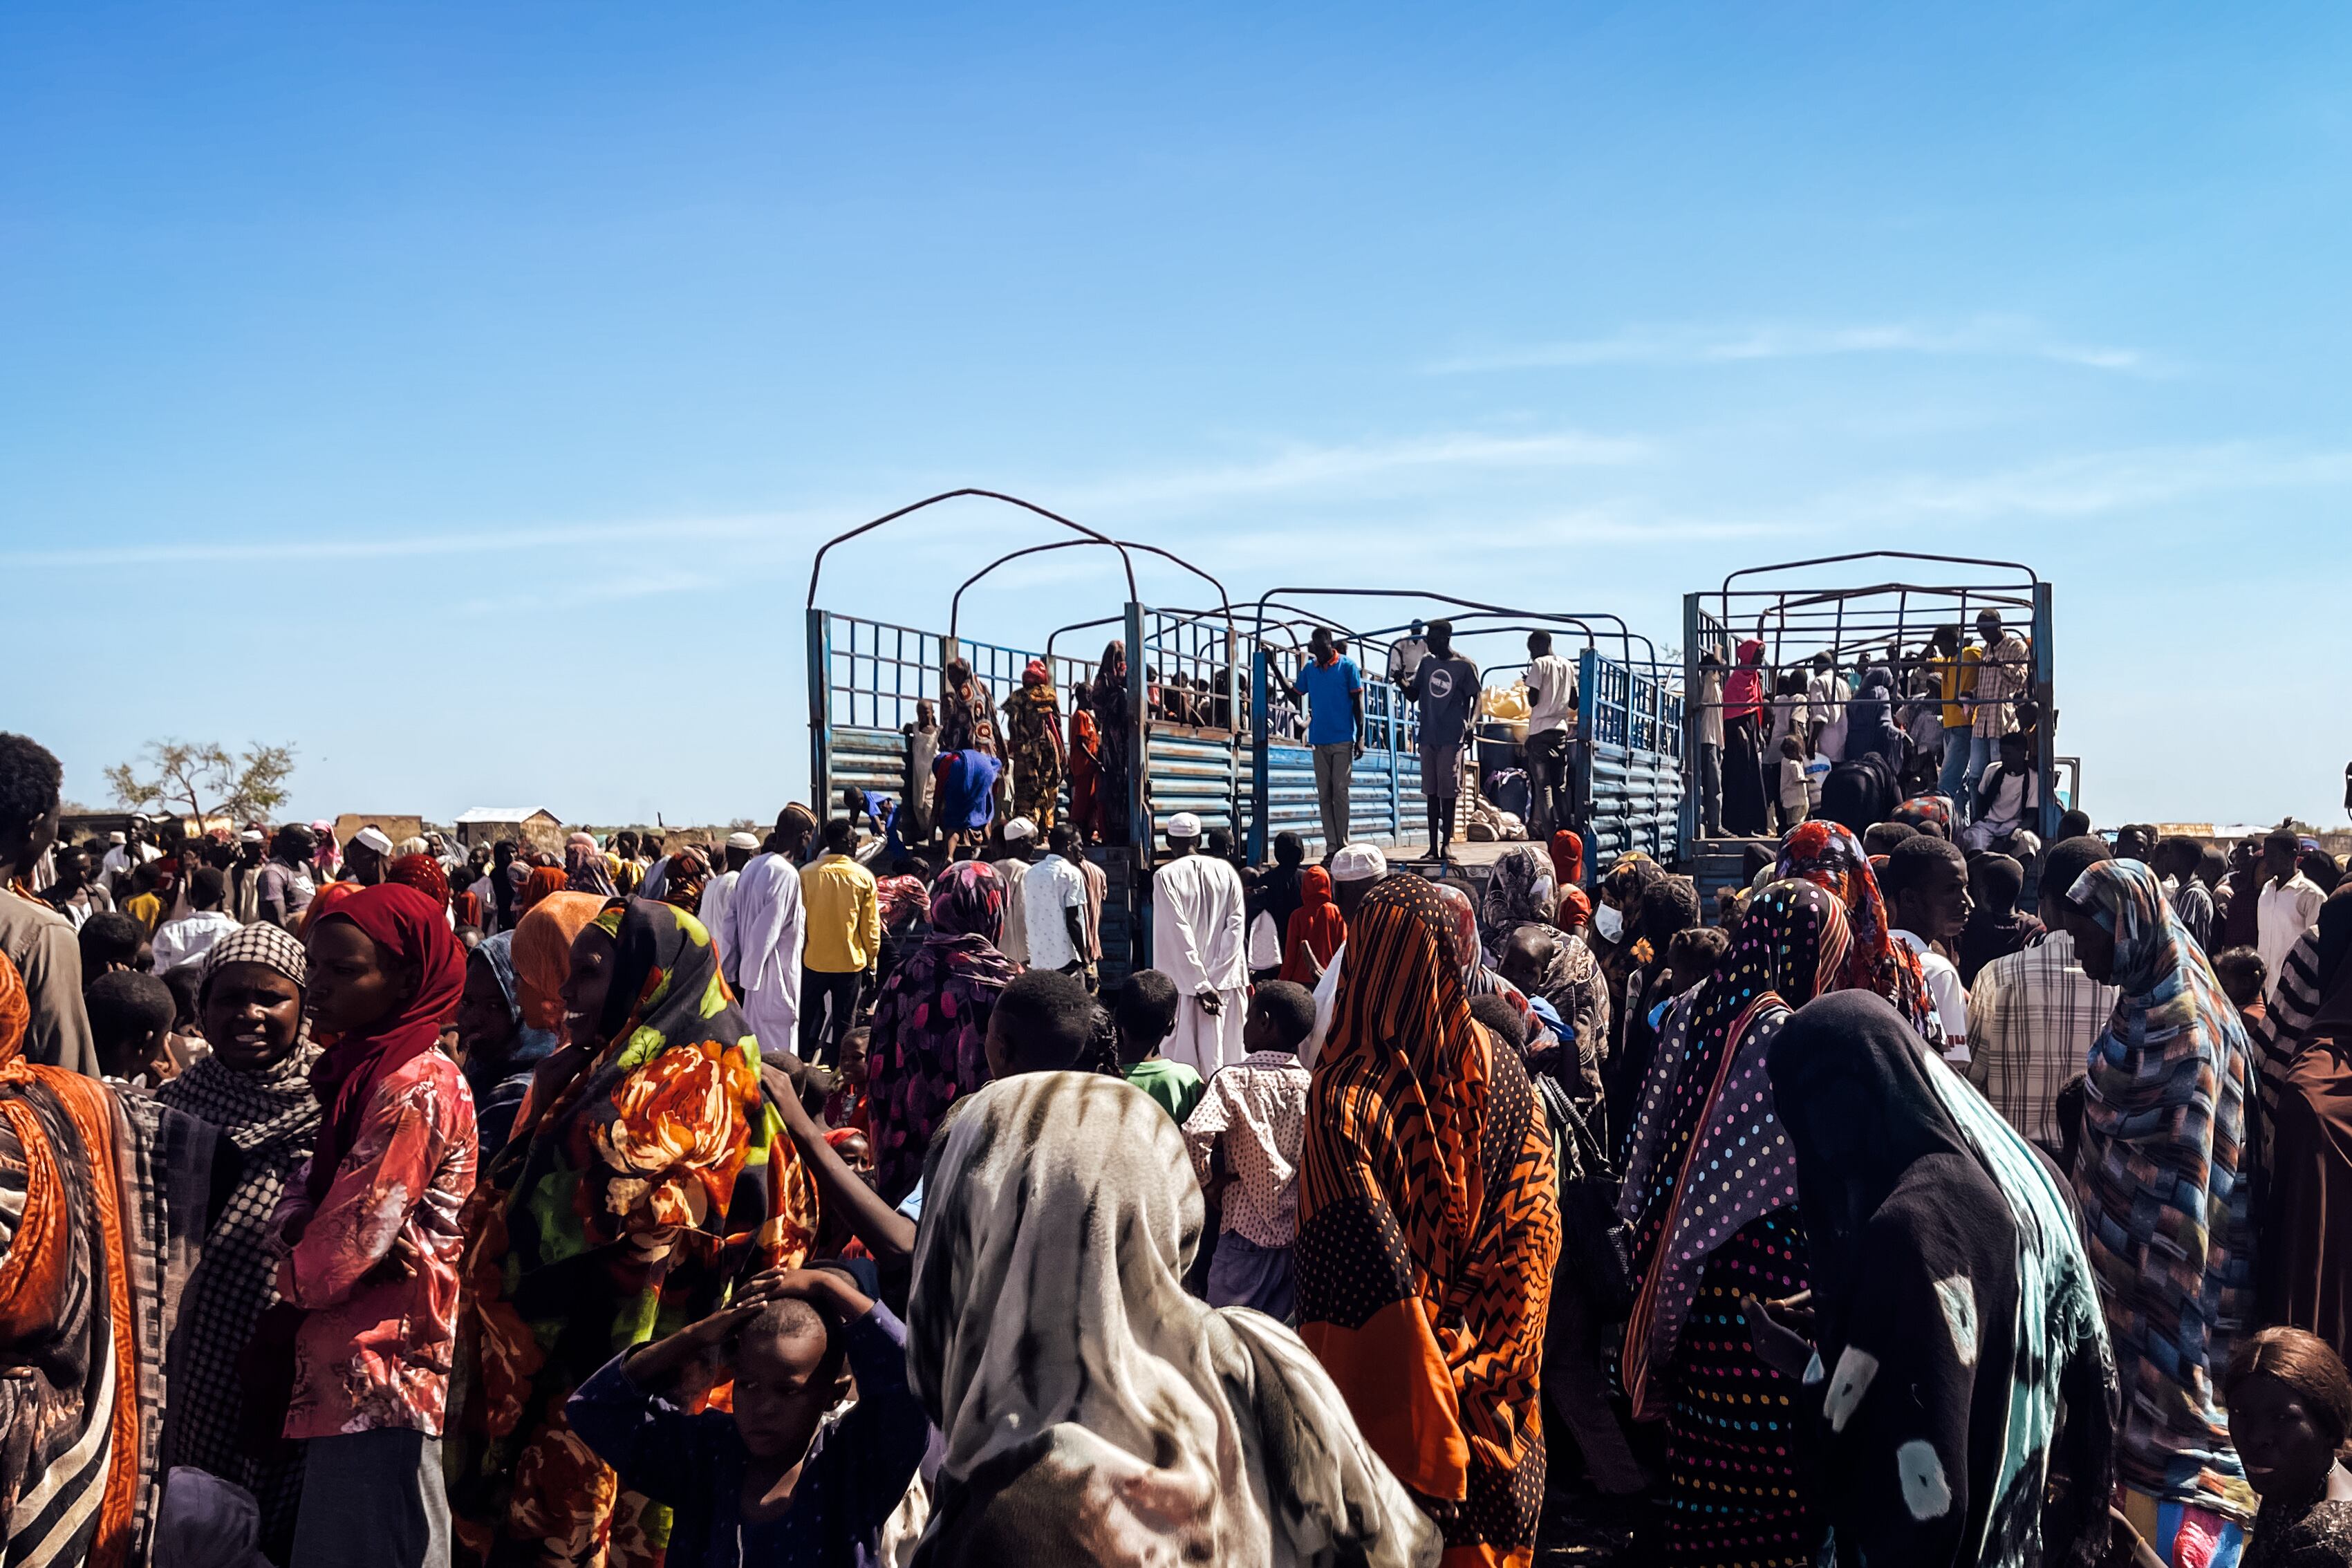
(738, 1265, 873, 1318)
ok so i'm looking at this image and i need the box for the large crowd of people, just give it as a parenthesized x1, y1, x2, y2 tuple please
(4, 711, 2351, 1568)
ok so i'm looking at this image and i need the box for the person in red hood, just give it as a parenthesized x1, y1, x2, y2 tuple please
(1721, 638, 1773, 835)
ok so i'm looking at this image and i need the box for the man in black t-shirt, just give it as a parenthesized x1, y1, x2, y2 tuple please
(1406, 619, 1480, 868)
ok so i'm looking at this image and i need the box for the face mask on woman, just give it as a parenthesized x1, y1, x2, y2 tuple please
(1593, 902, 1625, 942)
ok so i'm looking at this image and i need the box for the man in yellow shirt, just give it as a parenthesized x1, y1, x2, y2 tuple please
(798, 816, 879, 1066)
(1926, 623, 1981, 808)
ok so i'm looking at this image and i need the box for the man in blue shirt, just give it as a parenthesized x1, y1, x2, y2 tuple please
(1284, 626, 1364, 858)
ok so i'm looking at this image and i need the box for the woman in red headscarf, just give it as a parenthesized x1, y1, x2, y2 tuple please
(1547, 828, 1583, 890)
(277, 884, 475, 1567)
(1280, 866, 1349, 984)
(1000, 657, 1067, 832)
(1720, 639, 1773, 836)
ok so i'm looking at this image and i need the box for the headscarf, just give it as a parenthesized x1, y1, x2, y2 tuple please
(386, 852, 449, 907)
(1892, 794, 1954, 834)
(866, 861, 1019, 1202)
(658, 846, 709, 915)
(1548, 828, 1583, 888)
(564, 833, 617, 897)
(451, 898, 811, 1552)
(1278, 866, 1347, 984)
(1768, 991, 2115, 1564)
(906, 1073, 1439, 1567)
(875, 873, 929, 931)
(293, 877, 357, 939)
(1555, 884, 1592, 928)
(1479, 845, 1551, 953)
(1618, 879, 1851, 1418)
(304, 883, 463, 1206)
(158, 926, 321, 1539)
(2065, 859, 2256, 1515)
(1723, 637, 1766, 721)
(520, 864, 568, 912)
(510, 890, 604, 1034)
(1296, 875, 1558, 1553)
(1775, 819, 1936, 1041)
(308, 821, 339, 879)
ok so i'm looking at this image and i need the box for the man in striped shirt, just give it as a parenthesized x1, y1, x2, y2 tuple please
(1966, 834, 2118, 1155)
(1961, 607, 2032, 823)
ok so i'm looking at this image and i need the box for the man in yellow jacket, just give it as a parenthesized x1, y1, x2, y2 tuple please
(798, 816, 879, 1067)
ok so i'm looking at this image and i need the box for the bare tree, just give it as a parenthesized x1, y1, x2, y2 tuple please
(106, 740, 297, 825)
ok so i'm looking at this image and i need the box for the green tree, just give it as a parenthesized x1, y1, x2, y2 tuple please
(106, 740, 297, 825)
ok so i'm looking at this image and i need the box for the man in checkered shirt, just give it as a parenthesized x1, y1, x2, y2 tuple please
(1967, 833, 2119, 1156)
(1961, 606, 2033, 823)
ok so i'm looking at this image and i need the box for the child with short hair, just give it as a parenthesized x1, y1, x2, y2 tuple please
(568, 1266, 930, 1567)
(85, 969, 180, 1088)
(1776, 734, 1810, 829)
(1112, 969, 1204, 1123)
(824, 1025, 870, 1130)
(983, 967, 1102, 1079)
(2215, 946, 2269, 1029)
(1181, 981, 1315, 1319)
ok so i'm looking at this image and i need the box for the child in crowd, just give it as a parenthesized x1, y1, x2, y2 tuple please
(1181, 981, 1315, 1320)
(2216, 946, 2269, 1030)
(1112, 969, 1204, 1123)
(1655, 926, 1730, 1013)
(1776, 735, 1810, 829)
(567, 1266, 931, 1568)
(80, 909, 149, 980)
(824, 1025, 870, 1130)
(85, 969, 180, 1088)
(983, 967, 1102, 1079)
(2222, 1326, 2352, 1566)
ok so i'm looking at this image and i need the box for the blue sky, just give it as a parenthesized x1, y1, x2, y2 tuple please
(4, 3, 2347, 828)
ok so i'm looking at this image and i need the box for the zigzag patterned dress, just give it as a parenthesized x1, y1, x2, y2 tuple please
(1297, 875, 1561, 1568)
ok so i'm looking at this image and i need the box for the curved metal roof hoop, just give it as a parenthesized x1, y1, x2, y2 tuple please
(948, 536, 1233, 650)
(805, 489, 1140, 612)
(1248, 588, 1659, 681)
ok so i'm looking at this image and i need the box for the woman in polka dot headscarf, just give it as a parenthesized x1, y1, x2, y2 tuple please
(1617, 878, 1853, 1567)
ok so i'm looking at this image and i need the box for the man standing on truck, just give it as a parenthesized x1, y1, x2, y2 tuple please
(1280, 627, 1365, 858)
(1963, 607, 2032, 822)
(1406, 620, 1480, 869)
(1523, 630, 1578, 839)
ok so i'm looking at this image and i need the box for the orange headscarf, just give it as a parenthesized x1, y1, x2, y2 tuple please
(1280, 866, 1349, 984)
(295, 878, 359, 939)
(521, 865, 569, 913)
(512, 891, 606, 1033)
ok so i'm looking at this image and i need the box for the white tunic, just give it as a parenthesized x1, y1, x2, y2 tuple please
(1151, 852, 1249, 1076)
(719, 852, 804, 1056)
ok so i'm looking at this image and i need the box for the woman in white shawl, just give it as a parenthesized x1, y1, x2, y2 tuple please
(904, 1070, 1439, 1568)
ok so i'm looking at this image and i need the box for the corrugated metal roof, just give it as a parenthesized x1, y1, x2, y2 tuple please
(453, 806, 559, 823)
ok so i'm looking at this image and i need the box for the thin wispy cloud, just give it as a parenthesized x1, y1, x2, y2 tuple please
(1061, 428, 1654, 511)
(1430, 317, 2159, 375)
(0, 514, 792, 570)
(1846, 442, 2352, 519)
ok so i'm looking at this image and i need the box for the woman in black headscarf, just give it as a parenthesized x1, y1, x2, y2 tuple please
(1764, 990, 2115, 1568)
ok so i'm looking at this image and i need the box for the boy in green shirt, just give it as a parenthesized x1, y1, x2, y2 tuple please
(1114, 969, 1204, 1123)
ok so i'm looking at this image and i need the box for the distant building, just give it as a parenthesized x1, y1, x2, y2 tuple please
(453, 806, 566, 855)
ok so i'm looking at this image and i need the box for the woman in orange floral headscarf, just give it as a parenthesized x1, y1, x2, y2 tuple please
(447, 899, 815, 1567)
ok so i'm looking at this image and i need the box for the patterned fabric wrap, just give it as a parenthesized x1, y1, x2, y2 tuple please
(1617, 879, 1850, 1420)
(866, 861, 1018, 1204)
(907, 1071, 1439, 1567)
(1775, 819, 1939, 1043)
(1090, 644, 1132, 841)
(657, 848, 709, 916)
(1479, 846, 1550, 956)
(0, 951, 209, 1568)
(2066, 858, 2258, 1520)
(387, 852, 451, 907)
(156, 924, 320, 1556)
(1894, 794, 1956, 834)
(1000, 678, 1063, 830)
(564, 837, 618, 898)
(1296, 875, 1561, 1559)
(449, 898, 813, 1567)
(1432, 883, 1544, 1048)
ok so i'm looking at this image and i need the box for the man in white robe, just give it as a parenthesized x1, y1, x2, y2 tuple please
(720, 836, 805, 1057)
(698, 831, 762, 969)
(1150, 812, 1247, 1076)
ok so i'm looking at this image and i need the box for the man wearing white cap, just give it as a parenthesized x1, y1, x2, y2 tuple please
(1150, 812, 1247, 1075)
(698, 832, 763, 968)
(720, 811, 808, 1058)
(1302, 842, 1388, 1068)
(342, 825, 394, 886)
(227, 829, 270, 924)
(993, 817, 1038, 967)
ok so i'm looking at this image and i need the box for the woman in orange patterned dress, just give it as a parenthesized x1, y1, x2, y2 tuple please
(448, 898, 814, 1567)
(1295, 874, 1562, 1568)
